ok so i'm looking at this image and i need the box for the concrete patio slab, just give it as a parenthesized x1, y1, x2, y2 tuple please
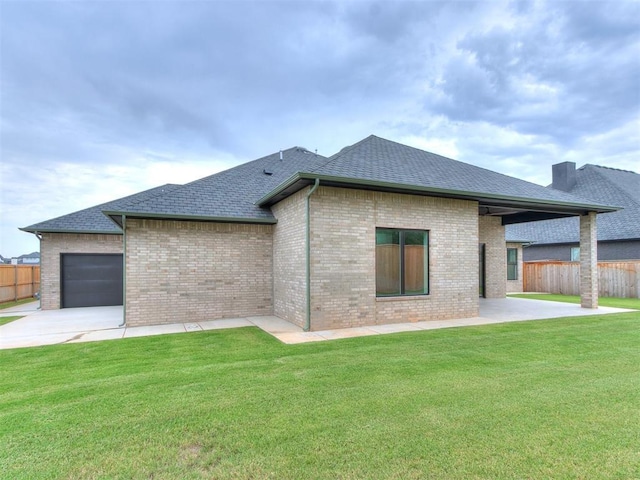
(274, 332, 327, 344)
(0, 300, 40, 317)
(0, 305, 122, 349)
(67, 328, 125, 344)
(123, 323, 186, 338)
(247, 316, 302, 333)
(0, 297, 635, 349)
(315, 327, 380, 340)
(366, 323, 423, 334)
(198, 318, 253, 330)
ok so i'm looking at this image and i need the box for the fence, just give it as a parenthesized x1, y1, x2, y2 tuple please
(523, 260, 640, 298)
(0, 265, 41, 304)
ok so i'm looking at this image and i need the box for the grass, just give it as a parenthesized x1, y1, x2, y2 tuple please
(0, 316, 22, 327)
(1, 313, 639, 479)
(0, 298, 37, 310)
(509, 294, 640, 310)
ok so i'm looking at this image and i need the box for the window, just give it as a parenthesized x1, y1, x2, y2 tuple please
(570, 247, 580, 262)
(507, 248, 518, 280)
(376, 228, 429, 296)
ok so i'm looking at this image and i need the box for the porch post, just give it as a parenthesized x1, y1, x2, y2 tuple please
(580, 211, 598, 308)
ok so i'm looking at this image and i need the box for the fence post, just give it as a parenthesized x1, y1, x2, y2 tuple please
(13, 265, 18, 302)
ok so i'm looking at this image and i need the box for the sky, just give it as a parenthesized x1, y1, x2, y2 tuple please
(1, 0, 638, 257)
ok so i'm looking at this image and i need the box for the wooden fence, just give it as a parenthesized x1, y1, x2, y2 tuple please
(523, 260, 640, 298)
(0, 265, 40, 304)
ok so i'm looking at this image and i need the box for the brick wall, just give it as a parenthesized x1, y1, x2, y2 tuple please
(579, 212, 598, 308)
(506, 242, 524, 293)
(125, 219, 273, 326)
(272, 189, 307, 328)
(479, 216, 507, 298)
(307, 187, 479, 331)
(40, 233, 123, 309)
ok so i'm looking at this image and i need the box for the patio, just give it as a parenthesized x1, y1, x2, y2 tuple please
(0, 297, 633, 349)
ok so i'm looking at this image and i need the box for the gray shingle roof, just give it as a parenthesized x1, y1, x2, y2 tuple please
(23, 136, 619, 233)
(506, 165, 640, 244)
(21, 184, 182, 234)
(309, 135, 607, 206)
(107, 147, 328, 222)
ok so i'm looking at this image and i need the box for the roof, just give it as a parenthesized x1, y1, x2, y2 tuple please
(506, 165, 640, 244)
(23, 136, 619, 234)
(21, 184, 182, 234)
(105, 147, 328, 225)
(258, 136, 617, 224)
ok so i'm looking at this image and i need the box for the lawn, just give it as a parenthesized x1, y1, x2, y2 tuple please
(1, 313, 639, 479)
(508, 294, 640, 310)
(0, 316, 22, 327)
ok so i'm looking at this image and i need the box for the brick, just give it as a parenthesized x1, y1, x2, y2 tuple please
(125, 219, 273, 326)
(40, 233, 123, 309)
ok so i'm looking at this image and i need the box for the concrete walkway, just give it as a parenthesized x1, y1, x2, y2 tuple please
(0, 298, 635, 350)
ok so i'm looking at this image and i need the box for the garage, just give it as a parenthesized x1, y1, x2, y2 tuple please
(61, 254, 123, 308)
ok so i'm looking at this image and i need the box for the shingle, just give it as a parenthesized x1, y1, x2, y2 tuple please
(26, 136, 619, 232)
(506, 165, 640, 243)
(113, 147, 328, 220)
(21, 184, 182, 233)
(310, 135, 601, 206)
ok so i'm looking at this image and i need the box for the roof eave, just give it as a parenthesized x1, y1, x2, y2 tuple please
(257, 172, 620, 214)
(103, 210, 277, 225)
(19, 226, 122, 235)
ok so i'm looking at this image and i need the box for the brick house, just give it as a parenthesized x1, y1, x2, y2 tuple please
(22, 136, 615, 331)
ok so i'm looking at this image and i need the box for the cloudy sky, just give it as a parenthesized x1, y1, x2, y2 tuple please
(1, 0, 638, 257)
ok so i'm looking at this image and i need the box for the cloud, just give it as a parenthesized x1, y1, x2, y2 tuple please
(430, 0, 640, 147)
(1, 0, 638, 256)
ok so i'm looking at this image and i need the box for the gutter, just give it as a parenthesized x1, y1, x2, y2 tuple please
(256, 172, 620, 214)
(119, 215, 127, 328)
(103, 211, 277, 229)
(305, 179, 320, 332)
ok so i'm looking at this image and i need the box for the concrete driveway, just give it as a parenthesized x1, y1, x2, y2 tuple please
(0, 298, 635, 349)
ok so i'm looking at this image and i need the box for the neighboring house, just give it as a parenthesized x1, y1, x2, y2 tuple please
(15, 252, 40, 265)
(506, 163, 640, 261)
(22, 135, 615, 331)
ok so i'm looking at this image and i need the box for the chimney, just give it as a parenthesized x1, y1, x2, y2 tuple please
(551, 161, 577, 192)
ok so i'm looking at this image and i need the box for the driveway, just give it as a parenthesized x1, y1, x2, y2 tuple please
(0, 298, 634, 349)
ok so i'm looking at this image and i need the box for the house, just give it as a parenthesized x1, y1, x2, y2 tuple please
(13, 252, 41, 265)
(506, 163, 640, 261)
(21, 135, 616, 330)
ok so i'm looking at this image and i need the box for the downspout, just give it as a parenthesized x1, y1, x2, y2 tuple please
(305, 179, 320, 332)
(35, 232, 42, 309)
(119, 215, 127, 328)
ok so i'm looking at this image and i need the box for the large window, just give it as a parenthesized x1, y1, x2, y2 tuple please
(507, 248, 518, 280)
(376, 228, 429, 296)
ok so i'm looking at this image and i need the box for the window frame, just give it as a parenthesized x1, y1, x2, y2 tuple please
(507, 247, 518, 281)
(570, 247, 580, 262)
(375, 228, 429, 297)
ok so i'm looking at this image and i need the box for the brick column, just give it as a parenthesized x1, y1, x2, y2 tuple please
(580, 212, 598, 308)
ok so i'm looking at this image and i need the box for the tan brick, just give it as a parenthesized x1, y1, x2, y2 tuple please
(506, 242, 524, 293)
(306, 187, 480, 331)
(39, 233, 123, 309)
(479, 216, 507, 298)
(125, 219, 273, 326)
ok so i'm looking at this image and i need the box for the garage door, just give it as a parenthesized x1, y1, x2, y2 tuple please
(61, 254, 123, 308)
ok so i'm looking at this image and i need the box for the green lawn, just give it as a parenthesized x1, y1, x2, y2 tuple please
(0, 316, 22, 327)
(1, 313, 639, 479)
(509, 294, 640, 310)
